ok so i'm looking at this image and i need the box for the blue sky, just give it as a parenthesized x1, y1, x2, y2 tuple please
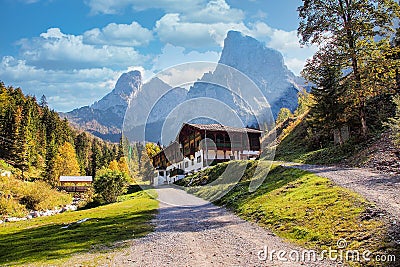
(0, 0, 316, 111)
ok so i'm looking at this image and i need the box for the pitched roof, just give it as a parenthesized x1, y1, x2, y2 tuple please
(185, 123, 262, 134)
(59, 176, 93, 182)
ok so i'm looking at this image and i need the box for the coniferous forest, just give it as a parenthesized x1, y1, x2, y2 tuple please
(0, 82, 144, 185)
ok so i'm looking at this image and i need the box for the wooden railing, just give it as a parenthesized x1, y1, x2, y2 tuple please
(58, 186, 90, 192)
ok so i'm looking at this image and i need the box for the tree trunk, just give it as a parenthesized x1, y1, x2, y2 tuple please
(338, 128, 344, 146)
(360, 106, 368, 137)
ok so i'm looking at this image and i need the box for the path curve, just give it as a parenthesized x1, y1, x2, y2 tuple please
(103, 186, 337, 267)
(282, 163, 400, 219)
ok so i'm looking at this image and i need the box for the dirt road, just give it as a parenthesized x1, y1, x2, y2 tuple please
(99, 186, 337, 267)
(282, 163, 400, 219)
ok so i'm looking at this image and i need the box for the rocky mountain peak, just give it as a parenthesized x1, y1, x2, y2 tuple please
(114, 70, 142, 97)
(220, 31, 288, 77)
(91, 70, 142, 112)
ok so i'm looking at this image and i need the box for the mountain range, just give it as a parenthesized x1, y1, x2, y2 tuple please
(63, 31, 306, 143)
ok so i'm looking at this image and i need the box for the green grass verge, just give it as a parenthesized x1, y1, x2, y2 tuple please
(0, 190, 158, 266)
(274, 117, 371, 164)
(179, 161, 392, 266)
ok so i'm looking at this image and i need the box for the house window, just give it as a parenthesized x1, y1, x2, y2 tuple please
(185, 162, 189, 168)
(197, 156, 201, 163)
(191, 159, 194, 166)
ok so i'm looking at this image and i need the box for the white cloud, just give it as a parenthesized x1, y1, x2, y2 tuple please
(83, 21, 153, 47)
(154, 16, 317, 75)
(285, 58, 307, 76)
(84, 0, 243, 24)
(181, 0, 244, 23)
(84, 0, 204, 15)
(0, 56, 141, 111)
(18, 28, 147, 70)
(155, 13, 248, 48)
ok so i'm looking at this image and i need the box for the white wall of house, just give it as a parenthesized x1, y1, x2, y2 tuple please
(153, 148, 260, 186)
(153, 169, 167, 186)
(183, 149, 204, 173)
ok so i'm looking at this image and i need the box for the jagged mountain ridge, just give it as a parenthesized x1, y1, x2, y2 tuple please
(62, 70, 142, 142)
(190, 31, 303, 116)
(63, 31, 305, 142)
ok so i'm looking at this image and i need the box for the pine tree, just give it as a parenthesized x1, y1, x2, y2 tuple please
(39, 95, 48, 108)
(303, 43, 348, 144)
(90, 139, 101, 178)
(117, 137, 124, 160)
(75, 132, 91, 175)
(139, 151, 154, 182)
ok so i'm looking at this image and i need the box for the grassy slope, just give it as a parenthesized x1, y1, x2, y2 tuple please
(178, 161, 392, 266)
(0, 190, 158, 266)
(274, 118, 370, 164)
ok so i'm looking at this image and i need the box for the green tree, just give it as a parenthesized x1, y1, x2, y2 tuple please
(139, 151, 154, 182)
(298, 0, 400, 136)
(294, 90, 313, 117)
(276, 108, 293, 124)
(93, 170, 128, 203)
(90, 139, 101, 178)
(117, 137, 125, 160)
(39, 94, 48, 108)
(303, 44, 348, 144)
(75, 132, 91, 175)
(11, 106, 29, 178)
(387, 95, 400, 146)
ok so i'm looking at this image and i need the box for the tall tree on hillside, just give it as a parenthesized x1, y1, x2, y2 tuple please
(139, 151, 154, 182)
(52, 142, 80, 185)
(39, 94, 48, 108)
(303, 43, 349, 144)
(117, 137, 125, 160)
(392, 27, 400, 92)
(90, 139, 101, 178)
(298, 0, 400, 136)
(276, 108, 293, 125)
(12, 106, 28, 178)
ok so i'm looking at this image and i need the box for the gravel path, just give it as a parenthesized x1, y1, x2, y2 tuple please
(282, 163, 400, 219)
(98, 186, 337, 267)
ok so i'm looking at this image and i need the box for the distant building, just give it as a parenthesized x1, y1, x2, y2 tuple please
(151, 123, 262, 186)
(59, 176, 93, 192)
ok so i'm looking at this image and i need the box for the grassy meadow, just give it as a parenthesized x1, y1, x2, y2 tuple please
(0, 190, 158, 266)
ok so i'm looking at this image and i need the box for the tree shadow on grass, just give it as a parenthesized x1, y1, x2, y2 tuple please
(0, 209, 156, 265)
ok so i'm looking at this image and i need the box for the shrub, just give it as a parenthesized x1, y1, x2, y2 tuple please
(0, 197, 26, 217)
(0, 176, 71, 215)
(20, 181, 72, 211)
(94, 170, 129, 204)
